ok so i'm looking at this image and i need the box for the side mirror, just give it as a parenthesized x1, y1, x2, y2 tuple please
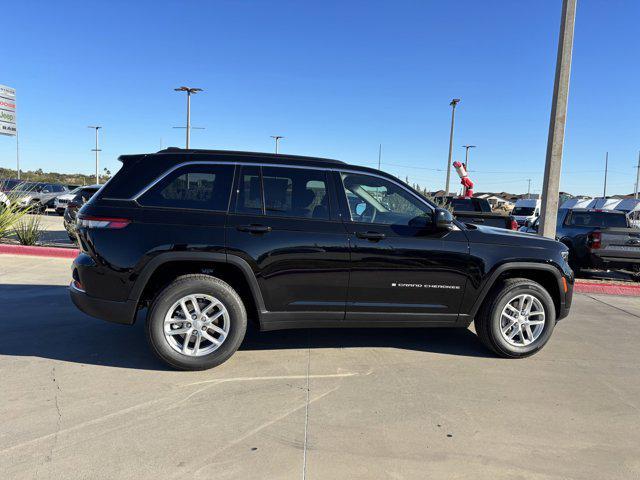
(435, 208, 454, 230)
(525, 219, 532, 228)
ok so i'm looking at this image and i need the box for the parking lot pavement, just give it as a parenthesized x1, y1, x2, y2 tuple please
(1, 255, 639, 480)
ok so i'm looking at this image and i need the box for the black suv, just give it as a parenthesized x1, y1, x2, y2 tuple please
(70, 149, 573, 370)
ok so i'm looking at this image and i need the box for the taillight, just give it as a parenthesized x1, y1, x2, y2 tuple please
(588, 231, 601, 250)
(510, 219, 519, 230)
(77, 215, 130, 229)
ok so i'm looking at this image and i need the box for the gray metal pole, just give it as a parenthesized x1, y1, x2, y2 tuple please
(538, 0, 577, 239)
(635, 151, 640, 200)
(444, 99, 460, 197)
(186, 92, 191, 149)
(527, 179, 532, 199)
(16, 130, 20, 180)
(603, 152, 608, 198)
(378, 144, 382, 170)
(95, 127, 99, 184)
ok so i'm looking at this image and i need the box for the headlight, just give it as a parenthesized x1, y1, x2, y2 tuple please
(18, 195, 31, 204)
(561, 250, 569, 262)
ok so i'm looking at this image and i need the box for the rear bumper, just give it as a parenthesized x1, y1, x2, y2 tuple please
(69, 282, 137, 325)
(590, 254, 640, 270)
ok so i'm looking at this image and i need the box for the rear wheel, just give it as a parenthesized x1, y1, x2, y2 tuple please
(146, 274, 247, 370)
(474, 278, 556, 358)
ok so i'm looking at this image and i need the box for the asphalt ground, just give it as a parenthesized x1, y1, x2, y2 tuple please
(0, 254, 639, 479)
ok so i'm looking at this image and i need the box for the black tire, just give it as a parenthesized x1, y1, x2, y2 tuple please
(474, 278, 556, 358)
(146, 274, 247, 370)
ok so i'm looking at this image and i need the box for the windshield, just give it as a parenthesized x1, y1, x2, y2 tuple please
(566, 212, 628, 228)
(513, 206, 535, 216)
(450, 199, 478, 212)
(11, 182, 44, 192)
(0, 179, 21, 191)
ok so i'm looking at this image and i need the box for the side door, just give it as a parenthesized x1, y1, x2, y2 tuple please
(337, 171, 469, 325)
(225, 165, 350, 327)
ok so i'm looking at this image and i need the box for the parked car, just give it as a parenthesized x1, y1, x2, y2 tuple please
(522, 208, 639, 272)
(70, 148, 573, 370)
(10, 182, 68, 213)
(0, 178, 22, 193)
(445, 197, 519, 230)
(0, 190, 9, 210)
(54, 187, 82, 215)
(63, 185, 101, 240)
(512, 198, 541, 227)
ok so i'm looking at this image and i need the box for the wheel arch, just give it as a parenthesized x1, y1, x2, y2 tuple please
(129, 252, 266, 328)
(469, 263, 564, 320)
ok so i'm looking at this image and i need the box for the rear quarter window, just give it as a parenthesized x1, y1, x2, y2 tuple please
(138, 164, 234, 211)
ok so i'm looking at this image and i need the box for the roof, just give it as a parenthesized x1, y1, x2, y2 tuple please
(148, 147, 347, 166)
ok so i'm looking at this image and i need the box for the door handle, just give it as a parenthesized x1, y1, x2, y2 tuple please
(236, 224, 272, 234)
(356, 231, 386, 241)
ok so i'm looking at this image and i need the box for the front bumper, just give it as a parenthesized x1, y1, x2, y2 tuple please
(69, 282, 137, 325)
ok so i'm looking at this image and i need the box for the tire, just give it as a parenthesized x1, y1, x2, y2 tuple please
(474, 278, 556, 358)
(30, 200, 45, 214)
(146, 274, 247, 370)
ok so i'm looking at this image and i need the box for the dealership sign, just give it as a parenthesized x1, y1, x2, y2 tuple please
(0, 84, 16, 136)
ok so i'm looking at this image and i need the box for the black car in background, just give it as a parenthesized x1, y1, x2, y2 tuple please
(69, 148, 573, 370)
(64, 185, 101, 241)
(522, 208, 639, 272)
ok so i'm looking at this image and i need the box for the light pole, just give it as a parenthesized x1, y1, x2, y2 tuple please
(461, 145, 476, 170)
(87, 126, 102, 184)
(271, 136, 284, 154)
(174, 86, 203, 149)
(445, 98, 461, 197)
(603, 151, 609, 198)
(634, 151, 640, 200)
(378, 144, 382, 170)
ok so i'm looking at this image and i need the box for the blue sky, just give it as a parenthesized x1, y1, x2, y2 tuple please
(2, 0, 639, 196)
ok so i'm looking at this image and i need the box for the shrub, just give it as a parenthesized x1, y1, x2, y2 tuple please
(0, 194, 29, 240)
(14, 215, 43, 246)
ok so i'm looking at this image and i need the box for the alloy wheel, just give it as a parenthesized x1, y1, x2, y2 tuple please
(163, 294, 230, 356)
(499, 294, 546, 347)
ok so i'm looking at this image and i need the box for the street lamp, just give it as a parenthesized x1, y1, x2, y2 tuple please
(87, 126, 102, 184)
(461, 145, 476, 170)
(271, 135, 284, 154)
(174, 86, 203, 149)
(444, 98, 461, 197)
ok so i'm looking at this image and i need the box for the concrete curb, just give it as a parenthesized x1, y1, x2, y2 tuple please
(574, 280, 640, 297)
(0, 244, 79, 259)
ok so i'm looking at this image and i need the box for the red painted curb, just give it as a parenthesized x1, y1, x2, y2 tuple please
(574, 280, 640, 297)
(0, 244, 79, 259)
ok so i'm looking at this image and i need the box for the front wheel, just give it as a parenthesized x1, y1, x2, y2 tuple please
(474, 278, 556, 358)
(146, 274, 247, 370)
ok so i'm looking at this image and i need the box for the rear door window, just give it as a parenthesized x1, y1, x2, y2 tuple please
(262, 167, 329, 219)
(139, 164, 234, 211)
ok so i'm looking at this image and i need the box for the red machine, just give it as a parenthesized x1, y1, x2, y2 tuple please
(453, 161, 474, 198)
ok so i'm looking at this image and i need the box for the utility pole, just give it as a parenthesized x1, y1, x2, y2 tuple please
(603, 151, 608, 198)
(527, 179, 532, 199)
(378, 144, 382, 170)
(462, 145, 476, 170)
(444, 98, 461, 197)
(538, 0, 577, 239)
(271, 135, 284, 154)
(87, 126, 102, 184)
(634, 151, 640, 200)
(174, 86, 202, 149)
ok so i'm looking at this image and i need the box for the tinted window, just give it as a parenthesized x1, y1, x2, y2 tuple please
(262, 167, 329, 219)
(450, 199, 478, 212)
(139, 164, 234, 211)
(513, 206, 536, 216)
(341, 172, 431, 226)
(565, 212, 628, 228)
(236, 166, 263, 214)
